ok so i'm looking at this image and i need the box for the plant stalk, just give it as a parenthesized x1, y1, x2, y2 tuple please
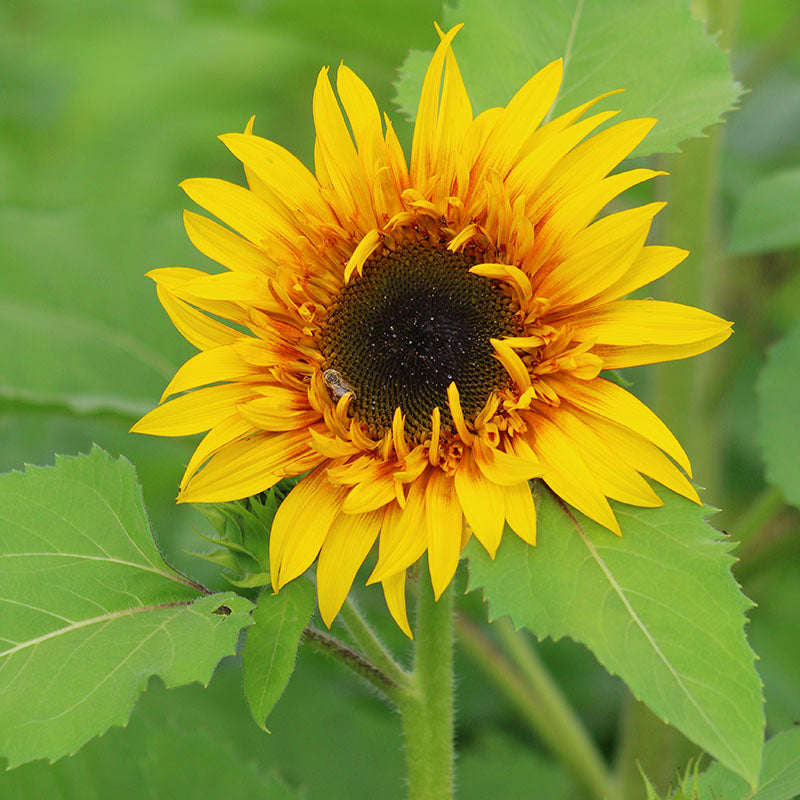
(339, 597, 411, 689)
(398, 566, 455, 800)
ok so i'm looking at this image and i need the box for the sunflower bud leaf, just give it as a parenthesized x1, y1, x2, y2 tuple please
(242, 578, 316, 733)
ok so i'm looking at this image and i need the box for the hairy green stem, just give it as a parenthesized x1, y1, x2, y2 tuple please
(458, 614, 621, 800)
(398, 568, 455, 800)
(339, 596, 411, 690)
(302, 626, 405, 703)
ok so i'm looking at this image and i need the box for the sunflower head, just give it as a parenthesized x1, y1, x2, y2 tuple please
(132, 24, 731, 636)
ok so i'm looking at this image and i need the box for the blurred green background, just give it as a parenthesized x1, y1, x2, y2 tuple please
(1, 0, 799, 797)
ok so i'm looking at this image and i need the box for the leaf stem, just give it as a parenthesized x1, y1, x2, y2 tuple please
(457, 613, 621, 800)
(398, 566, 455, 800)
(338, 596, 411, 689)
(301, 625, 405, 702)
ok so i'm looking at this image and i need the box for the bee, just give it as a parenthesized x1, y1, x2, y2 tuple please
(323, 368, 357, 400)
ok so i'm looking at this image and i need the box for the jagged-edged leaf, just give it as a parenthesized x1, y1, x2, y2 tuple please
(395, 0, 741, 156)
(242, 579, 316, 731)
(757, 320, 800, 509)
(0, 447, 253, 768)
(467, 483, 764, 785)
(698, 727, 800, 800)
(729, 169, 800, 255)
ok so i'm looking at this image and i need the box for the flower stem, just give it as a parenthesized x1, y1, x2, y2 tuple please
(339, 596, 411, 689)
(457, 613, 621, 800)
(398, 566, 455, 800)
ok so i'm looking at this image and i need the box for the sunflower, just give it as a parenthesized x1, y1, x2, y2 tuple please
(132, 24, 731, 636)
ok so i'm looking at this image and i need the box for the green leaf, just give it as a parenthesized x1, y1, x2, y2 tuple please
(0, 447, 254, 768)
(466, 483, 764, 785)
(698, 728, 800, 800)
(757, 320, 800, 509)
(0, 696, 302, 800)
(394, 0, 741, 157)
(729, 169, 800, 255)
(242, 579, 316, 731)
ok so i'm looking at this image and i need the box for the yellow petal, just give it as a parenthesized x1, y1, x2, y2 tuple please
(595, 246, 689, 304)
(410, 23, 465, 188)
(236, 387, 318, 432)
(571, 408, 700, 504)
(159, 344, 256, 402)
(472, 438, 543, 485)
(336, 64, 384, 177)
(183, 210, 275, 275)
(312, 67, 373, 228)
(454, 452, 505, 558)
(547, 375, 691, 475)
(219, 132, 332, 222)
(131, 383, 257, 437)
(504, 481, 537, 545)
(169, 271, 268, 305)
(552, 408, 663, 507)
(181, 177, 296, 246)
(270, 465, 347, 590)
(316, 508, 382, 627)
(505, 110, 620, 202)
(539, 203, 662, 308)
(529, 413, 621, 535)
(534, 118, 657, 211)
(474, 59, 563, 180)
(425, 468, 463, 600)
(567, 300, 733, 347)
(155, 285, 241, 350)
(594, 331, 733, 369)
(179, 413, 256, 490)
(368, 477, 429, 584)
(344, 229, 381, 283)
(382, 569, 412, 639)
(179, 428, 320, 504)
(534, 173, 664, 268)
(147, 267, 254, 327)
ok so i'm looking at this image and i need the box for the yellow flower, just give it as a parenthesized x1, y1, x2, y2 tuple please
(132, 25, 731, 636)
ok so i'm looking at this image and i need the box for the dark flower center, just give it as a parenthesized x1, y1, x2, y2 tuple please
(318, 243, 514, 440)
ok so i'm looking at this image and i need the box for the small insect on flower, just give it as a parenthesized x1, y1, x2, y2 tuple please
(323, 368, 357, 400)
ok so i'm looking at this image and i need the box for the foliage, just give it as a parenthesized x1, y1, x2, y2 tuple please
(395, 0, 742, 156)
(1, 0, 799, 797)
(0, 448, 253, 768)
(467, 484, 764, 784)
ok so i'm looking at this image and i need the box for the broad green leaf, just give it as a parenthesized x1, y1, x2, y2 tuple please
(757, 321, 800, 509)
(0, 447, 254, 768)
(729, 169, 800, 255)
(395, 0, 741, 157)
(466, 483, 764, 785)
(0, 703, 302, 800)
(242, 579, 316, 731)
(698, 728, 800, 800)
